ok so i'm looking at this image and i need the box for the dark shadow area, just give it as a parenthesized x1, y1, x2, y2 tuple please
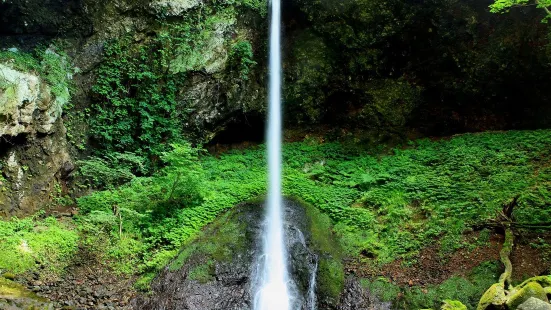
(0, 134, 27, 158)
(0, 0, 93, 49)
(208, 112, 266, 147)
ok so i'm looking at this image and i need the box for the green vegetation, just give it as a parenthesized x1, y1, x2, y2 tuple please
(0, 214, 78, 278)
(491, 0, 551, 18)
(229, 40, 257, 81)
(362, 261, 501, 309)
(78, 129, 551, 287)
(89, 1, 263, 167)
(2, 129, 551, 295)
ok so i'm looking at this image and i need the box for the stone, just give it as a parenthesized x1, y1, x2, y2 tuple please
(517, 297, 551, 310)
(0, 64, 66, 137)
(477, 283, 508, 310)
(149, 0, 202, 16)
(507, 282, 548, 310)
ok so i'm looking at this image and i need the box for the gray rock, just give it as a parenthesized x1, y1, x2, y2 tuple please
(0, 63, 68, 137)
(517, 297, 551, 310)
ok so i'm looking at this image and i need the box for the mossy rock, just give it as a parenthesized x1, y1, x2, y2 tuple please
(0, 277, 53, 309)
(506, 282, 548, 310)
(477, 283, 507, 310)
(2, 272, 16, 280)
(442, 299, 468, 310)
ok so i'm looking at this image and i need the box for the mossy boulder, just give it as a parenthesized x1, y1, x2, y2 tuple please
(477, 283, 508, 310)
(135, 199, 345, 309)
(506, 282, 548, 310)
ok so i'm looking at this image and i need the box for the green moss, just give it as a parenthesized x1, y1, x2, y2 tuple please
(167, 205, 250, 273)
(360, 277, 401, 302)
(442, 300, 468, 310)
(285, 30, 334, 123)
(476, 283, 506, 310)
(317, 258, 344, 304)
(0, 277, 47, 301)
(188, 262, 215, 283)
(516, 275, 551, 289)
(0, 216, 79, 277)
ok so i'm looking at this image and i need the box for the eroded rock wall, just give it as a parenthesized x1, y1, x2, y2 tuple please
(0, 63, 73, 216)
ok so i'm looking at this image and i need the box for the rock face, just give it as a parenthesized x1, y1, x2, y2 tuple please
(0, 277, 53, 310)
(0, 62, 73, 216)
(133, 200, 389, 310)
(149, 0, 203, 16)
(133, 201, 319, 310)
(0, 64, 67, 136)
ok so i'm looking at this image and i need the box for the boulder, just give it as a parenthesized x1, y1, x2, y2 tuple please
(477, 283, 508, 310)
(506, 282, 548, 310)
(517, 297, 551, 310)
(442, 299, 468, 310)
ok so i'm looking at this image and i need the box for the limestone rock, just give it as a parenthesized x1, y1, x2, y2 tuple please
(517, 297, 551, 310)
(149, 0, 202, 16)
(0, 64, 66, 137)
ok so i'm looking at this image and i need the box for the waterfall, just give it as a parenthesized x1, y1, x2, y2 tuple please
(253, 0, 292, 309)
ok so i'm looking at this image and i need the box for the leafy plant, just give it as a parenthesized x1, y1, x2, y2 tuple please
(229, 40, 257, 80)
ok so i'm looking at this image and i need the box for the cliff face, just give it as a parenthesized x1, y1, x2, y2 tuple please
(0, 0, 268, 215)
(0, 49, 74, 215)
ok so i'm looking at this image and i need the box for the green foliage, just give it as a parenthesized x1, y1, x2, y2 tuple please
(13, 129, 548, 290)
(361, 277, 402, 302)
(90, 2, 263, 165)
(77, 152, 146, 188)
(0, 215, 78, 277)
(285, 31, 334, 123)
(90, 38, 182, 165)
(362, 78, 422, 129)
(490, 0, 551, 19)
(76, 143, 264, 277)
(363, 261, 499, 309)
(229, 40, 257, 80)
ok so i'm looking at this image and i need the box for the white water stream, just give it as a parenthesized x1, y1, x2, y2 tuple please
(253, 0, 292, 309)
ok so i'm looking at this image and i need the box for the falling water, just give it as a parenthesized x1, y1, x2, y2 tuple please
(253, 0, 292, 309)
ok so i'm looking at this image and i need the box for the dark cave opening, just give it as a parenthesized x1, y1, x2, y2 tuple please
(206, 112, 266, 152)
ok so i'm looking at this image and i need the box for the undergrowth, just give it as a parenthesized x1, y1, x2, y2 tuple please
(1, 129, 551, 292)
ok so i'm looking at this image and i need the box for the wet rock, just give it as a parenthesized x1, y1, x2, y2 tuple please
(338, 278, 391, 310)
(133, 200, 341, 310)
